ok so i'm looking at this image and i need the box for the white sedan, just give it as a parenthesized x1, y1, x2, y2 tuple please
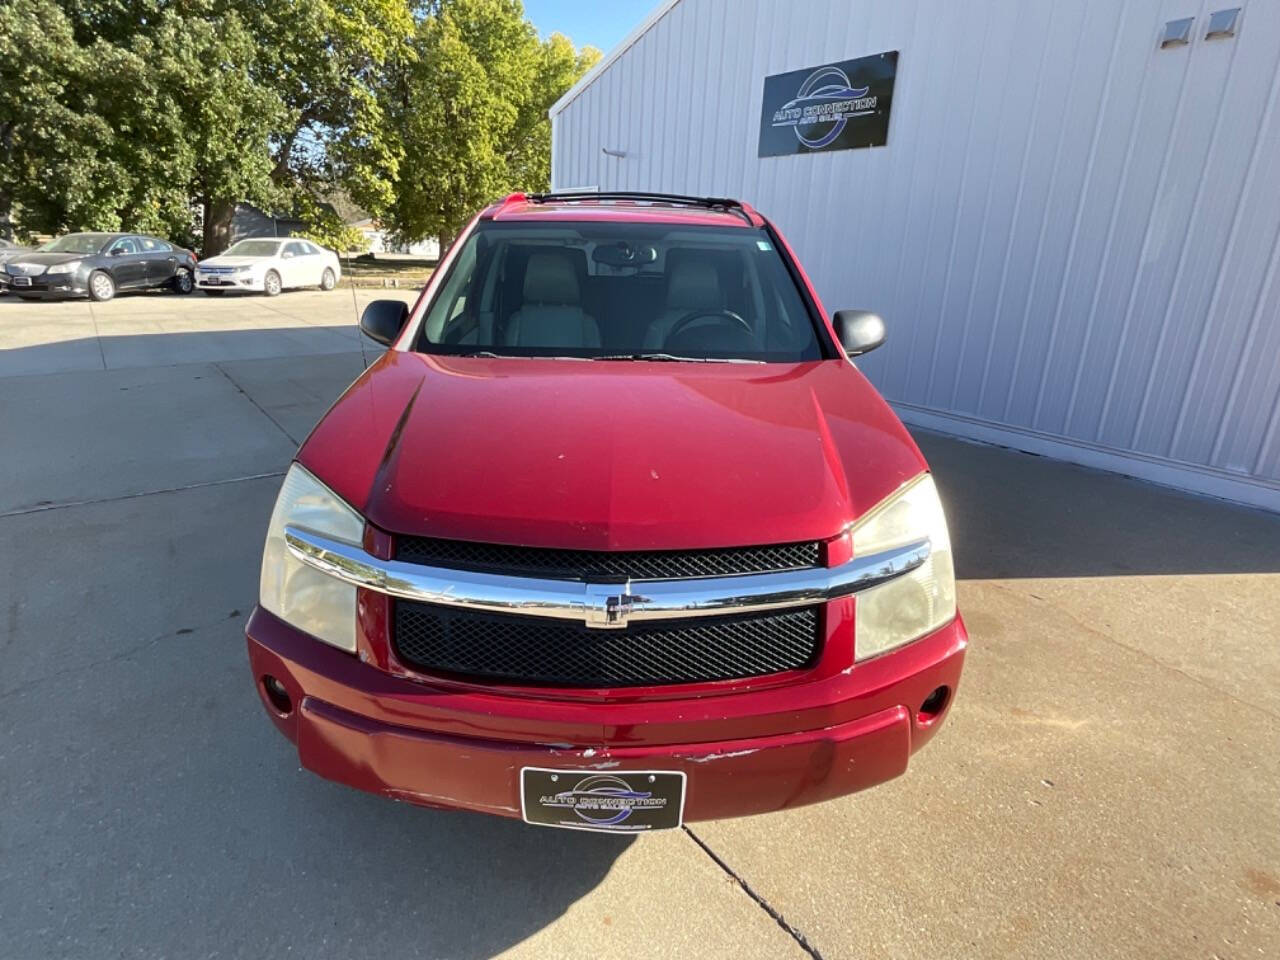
(196, 238, 341, 297)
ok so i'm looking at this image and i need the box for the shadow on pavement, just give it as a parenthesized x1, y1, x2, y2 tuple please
(916, 429, 1280, 579)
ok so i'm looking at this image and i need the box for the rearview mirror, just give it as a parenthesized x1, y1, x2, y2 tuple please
(832, 310, 886, 358)
(360, 299, 409, 347)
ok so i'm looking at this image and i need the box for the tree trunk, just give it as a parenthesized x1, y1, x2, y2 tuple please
(0, 193, 13, 242)
(203, 198, 236, 257)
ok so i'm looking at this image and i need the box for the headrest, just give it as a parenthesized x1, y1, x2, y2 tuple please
(665, 257, 722, 311)
(523, 253, 580, 305)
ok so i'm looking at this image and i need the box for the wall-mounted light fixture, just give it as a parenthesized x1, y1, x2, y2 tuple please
(1206, 8, 1241, 40)
(1160, 17, 1195, 48)
(601, 147, 628, 158)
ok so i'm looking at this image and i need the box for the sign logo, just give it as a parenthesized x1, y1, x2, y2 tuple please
(758, 51, 899, 158)
(539, 775, 668, 827)
(772, 67, 875, 148)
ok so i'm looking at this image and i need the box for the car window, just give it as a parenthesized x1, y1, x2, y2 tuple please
(139, 237, 160, 252)
(300, 241, 320, 255)
(150, 238, 173, 252)
(39, 234, 112, 255)
(224, 240, 282, 258)
(110, 237, 140, 255)
(414, 221, 828, 363)
(283, 242, 306, 259)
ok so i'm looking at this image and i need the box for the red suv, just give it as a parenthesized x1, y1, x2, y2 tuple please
(246, 192, 967, 832)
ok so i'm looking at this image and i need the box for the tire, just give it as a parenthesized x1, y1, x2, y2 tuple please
(320, 267, 337, 291)
(171, 267, 194, 295)
(88, 270, 116, 302)
(263, 270, 282, 297)
(203, 289, 225, 297)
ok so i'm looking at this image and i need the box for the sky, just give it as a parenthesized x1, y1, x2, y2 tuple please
(522, 0, 658, 54)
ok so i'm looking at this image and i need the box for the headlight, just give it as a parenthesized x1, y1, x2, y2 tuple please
(46, 261, 81, 275)
(852, 473, 956, 659)
(233, 265, 252, 274)
(260, 463, 364, 652)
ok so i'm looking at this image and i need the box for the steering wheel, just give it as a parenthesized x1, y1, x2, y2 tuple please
(665, 308, 753, 344)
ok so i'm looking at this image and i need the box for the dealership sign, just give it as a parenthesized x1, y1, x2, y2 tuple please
(759, 51, 899, 157)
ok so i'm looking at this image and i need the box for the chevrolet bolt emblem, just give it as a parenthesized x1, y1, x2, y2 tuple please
(583, 582, 644, 629)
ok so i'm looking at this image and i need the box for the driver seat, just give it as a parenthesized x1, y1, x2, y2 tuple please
(505, 252, 601, 349)
(643, 257, 723, 350)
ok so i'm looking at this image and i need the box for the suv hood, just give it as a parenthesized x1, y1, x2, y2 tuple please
(299, 352, 927, 551)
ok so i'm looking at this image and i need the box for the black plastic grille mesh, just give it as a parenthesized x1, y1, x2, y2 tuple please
(394, 537, 820, 581)
(394, 603, 821, 688)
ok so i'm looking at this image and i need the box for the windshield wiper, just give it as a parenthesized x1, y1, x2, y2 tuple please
(454, 351, 591, 361)
(592, 353, 764, 364)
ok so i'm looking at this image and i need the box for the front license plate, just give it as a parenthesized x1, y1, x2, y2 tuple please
(13, 277, 31, 287)
(520, 767, 686, 833)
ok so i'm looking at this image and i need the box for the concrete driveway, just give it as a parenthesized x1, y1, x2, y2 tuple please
(2, 290, 1278, 959)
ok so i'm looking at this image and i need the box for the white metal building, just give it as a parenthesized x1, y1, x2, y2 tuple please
(550, 0, 1280, 511)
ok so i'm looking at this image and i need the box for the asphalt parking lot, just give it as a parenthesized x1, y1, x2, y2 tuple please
(2, 290, 1278, 959)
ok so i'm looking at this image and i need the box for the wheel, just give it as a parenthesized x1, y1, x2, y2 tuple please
(203, 289, 225, 297)
(320, 267, 336, 291)
(171, 267, 194, 294)
(263, 270, 282, 297)
(88, 270, 116, 302)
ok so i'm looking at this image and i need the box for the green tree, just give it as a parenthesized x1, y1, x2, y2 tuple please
(383, 0, 598, 247)
(1, 0, 286, 249)
(0, 0, 125, 238)
(241, 0, 414, 219)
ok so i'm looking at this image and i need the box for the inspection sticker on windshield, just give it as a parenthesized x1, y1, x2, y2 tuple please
(757, 240, 773, 251)
(520, 768, 686, 833)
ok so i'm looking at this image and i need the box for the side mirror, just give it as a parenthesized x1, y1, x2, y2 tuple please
(360, 299, 409, 347)
(110, 248, 125, 257)
(832, 310, 886, 358)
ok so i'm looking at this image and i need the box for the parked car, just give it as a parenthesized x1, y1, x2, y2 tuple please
(196, 238, 341, 297)
(0, 237, 34, 294)
(246, 191, 967, 833)
(2, 233, 197, 301)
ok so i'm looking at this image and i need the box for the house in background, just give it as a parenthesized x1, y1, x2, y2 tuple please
(350, 218, 440, 260)
(230, 202, 439, 261)
(229, 203, 306, 244)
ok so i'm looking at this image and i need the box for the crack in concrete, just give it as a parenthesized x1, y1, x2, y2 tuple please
(213, 362, 300, 446)
(683, 825, 826, 959)
(0, 472, 285, 520)
(85, 302, 109, 370)
(0, 609, 244, 701)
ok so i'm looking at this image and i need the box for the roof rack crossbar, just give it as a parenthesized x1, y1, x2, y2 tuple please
(526, 191, 755, 225)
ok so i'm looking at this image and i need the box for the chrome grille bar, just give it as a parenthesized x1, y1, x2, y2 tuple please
(283, 526, 930, 629)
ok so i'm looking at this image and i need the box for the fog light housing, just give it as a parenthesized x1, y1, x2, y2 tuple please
(262, 675, 293, 715)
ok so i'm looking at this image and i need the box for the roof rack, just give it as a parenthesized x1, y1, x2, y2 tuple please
(525, 191, 757, 225)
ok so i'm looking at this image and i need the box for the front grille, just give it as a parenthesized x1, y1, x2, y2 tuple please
(394, 536, 821, 581)
(394, 602, 821, 688)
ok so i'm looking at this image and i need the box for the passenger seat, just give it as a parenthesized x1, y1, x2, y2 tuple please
(504, 253, 601, 349)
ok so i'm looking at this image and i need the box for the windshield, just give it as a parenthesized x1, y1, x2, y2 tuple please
(413, 221, 830, 362)
(223, 240, 282, 257)
(39, 234, 111, 255)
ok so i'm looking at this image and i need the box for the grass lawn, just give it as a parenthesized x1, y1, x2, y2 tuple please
(338, 257, 435, 287)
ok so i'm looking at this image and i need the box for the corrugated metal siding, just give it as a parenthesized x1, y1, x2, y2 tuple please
(552, 0, 1280, 509)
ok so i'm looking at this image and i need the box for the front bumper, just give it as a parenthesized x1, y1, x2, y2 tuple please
(246, 606, 967, 822)
(4, 275, 86, 297)
(196, 272, 261, 291)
